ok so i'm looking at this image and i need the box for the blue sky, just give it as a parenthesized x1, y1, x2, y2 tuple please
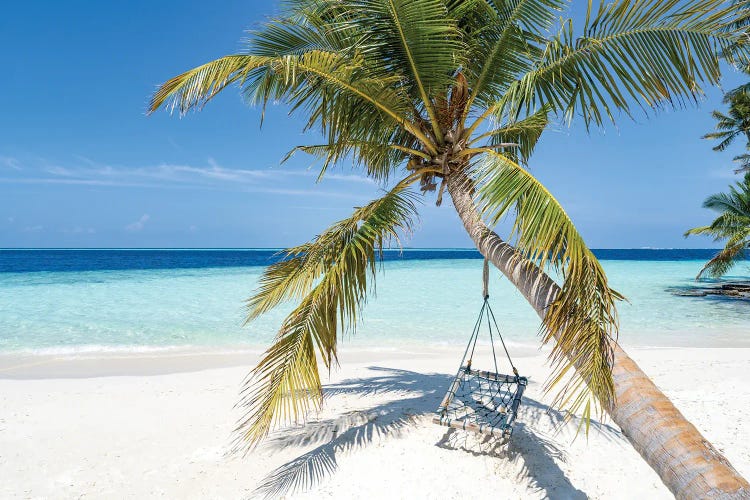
(1, 0, 747, 249)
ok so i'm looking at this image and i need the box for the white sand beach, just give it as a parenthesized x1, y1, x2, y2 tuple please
(1, 346, 748, 499)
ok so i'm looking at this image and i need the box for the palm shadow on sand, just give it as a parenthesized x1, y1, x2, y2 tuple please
(249, 366, 620, 499)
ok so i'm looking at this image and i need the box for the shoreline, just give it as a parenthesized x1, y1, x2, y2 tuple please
(1, 343, 748, 379)
(0, 343, 541, 379)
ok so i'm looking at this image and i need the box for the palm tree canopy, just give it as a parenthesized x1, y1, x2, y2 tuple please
(704, 85, 750, 174)
(149, 0, 749, 447)
(703, 90, 750, 155)
(686, 173, 750, 278)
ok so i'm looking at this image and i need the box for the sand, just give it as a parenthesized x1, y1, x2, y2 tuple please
(1, 346, 748, 499)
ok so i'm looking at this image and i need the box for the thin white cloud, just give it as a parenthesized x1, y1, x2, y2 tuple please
(72, 155, 99, 167)
(125, 214, 150, 232)
(62, 226, 96, 235)
(241, 186, 370, 199)
(7, 216, 14, 224)
(289, 205, 342, 211)
(0, 177, 149, 187)
(22, 225, 43, 233)
(321, 172, 376, 184)
(1, 157, 22, 170)
(44, 165, 75, 176)
(0, 157, 376, 200)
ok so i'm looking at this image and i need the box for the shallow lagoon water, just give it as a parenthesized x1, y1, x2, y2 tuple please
(1, 251, 748, 354)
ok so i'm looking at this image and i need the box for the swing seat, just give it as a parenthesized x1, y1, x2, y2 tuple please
(434, 259, 527, 439)
(433, 364, 527, 438)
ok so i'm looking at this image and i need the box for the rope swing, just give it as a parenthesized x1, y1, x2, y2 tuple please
(433, 258, 528, 440)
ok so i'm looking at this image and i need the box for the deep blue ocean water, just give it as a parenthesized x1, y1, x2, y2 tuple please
(0, 248, 726, 273)
(1, 249, 748, 353)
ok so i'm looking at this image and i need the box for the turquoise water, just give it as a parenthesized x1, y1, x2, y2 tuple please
(1, 257, 749, 354)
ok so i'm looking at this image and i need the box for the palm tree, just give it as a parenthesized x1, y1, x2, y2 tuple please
(704, 89, 750, 174)
(149, 0, 750, 497)
(704, 0, 750, 176)
(686, 173, 750, 278)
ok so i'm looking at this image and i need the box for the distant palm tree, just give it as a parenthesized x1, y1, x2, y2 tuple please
(704, 0, 750, 174)
(687, 173, 750, 278)
(704, 90, 750, 174)
(149, 0, 750, 497)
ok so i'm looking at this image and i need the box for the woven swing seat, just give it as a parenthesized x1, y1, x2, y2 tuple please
(433, 364, 527, 438)
(433, 259, 527, 439)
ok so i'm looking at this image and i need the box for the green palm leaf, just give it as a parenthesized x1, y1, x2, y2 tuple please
(357, 0, 465, 141)
(474, 151, 623, 419)
(456, 0, 563, 111)
(703, 91, 750, 152)
(149, 50, 433, 152)
(469, 105, 550, 164)
(473, 0, 745, 132)
(686, 174, 750, 279)
(733, 153, 750, 174)
(149, 55, 271, 114)
(696, 232, 749, 278)
(282, 139, 412, 182)
(235, 181, 419, 447)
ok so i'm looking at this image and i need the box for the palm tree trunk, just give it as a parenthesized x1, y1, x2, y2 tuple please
(446, 174, 750, 499)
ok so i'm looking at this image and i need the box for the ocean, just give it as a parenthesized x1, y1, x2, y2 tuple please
(1, 249, 748, 354)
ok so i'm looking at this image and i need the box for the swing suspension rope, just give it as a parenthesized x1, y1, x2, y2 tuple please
(458, 258, 519, 378)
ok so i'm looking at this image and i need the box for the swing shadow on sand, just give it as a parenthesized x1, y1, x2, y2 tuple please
(249, 366, 621, 499)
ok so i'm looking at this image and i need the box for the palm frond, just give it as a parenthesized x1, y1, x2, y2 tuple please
(704, 90, 750, 153)
(455, 0, 563, 111)
(355, 0, 465, 142)
(703, 185, 750, 216)
(256, 49, 436, 151)
(704, 128, 742, 152)
(685, 212, 749, 238)
(476, 0, 745, 131)
(718, 0, 750, 66)
(160, 50, 438, 155)
(686, 174, 750, 279)
(148, 55, 270, 114)
(703, 192, 744, 214)
(684, 224, 716, 238)
(470, 105, 550, 164)
(282, 139, 410, 182)
(474, 151, 622, 420)
(725, 81, 750, 101)
(149, 47, 434, 152)
(733, 153, 750, 174)
(247, 13, 353, 57)
(235, 296, 324, 452)
(236, 181, 419, 448)
(696, 233, 749, 278)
